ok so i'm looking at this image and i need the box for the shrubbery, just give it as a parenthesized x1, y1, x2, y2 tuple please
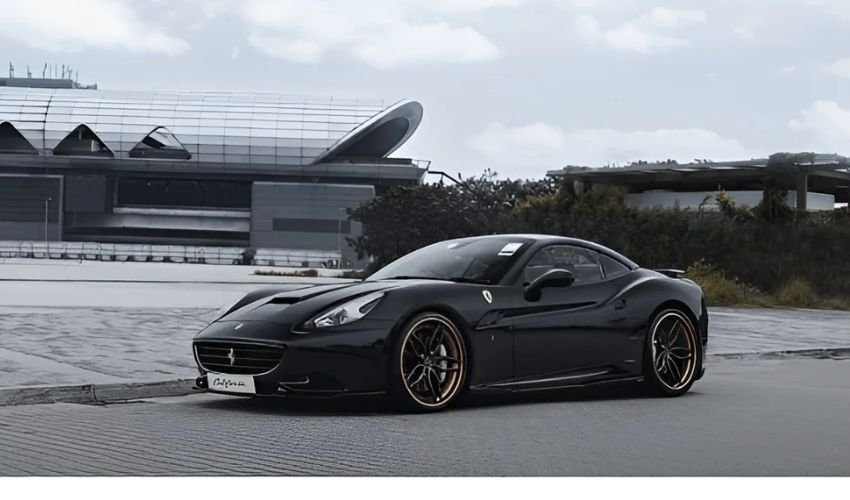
(348, 171, 850, 308)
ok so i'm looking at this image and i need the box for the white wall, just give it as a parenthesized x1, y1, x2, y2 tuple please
(624, 190, 835, 210)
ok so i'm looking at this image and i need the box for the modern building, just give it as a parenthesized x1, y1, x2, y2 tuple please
(0, 77, 427, 266)
(548, 155, 850, 210)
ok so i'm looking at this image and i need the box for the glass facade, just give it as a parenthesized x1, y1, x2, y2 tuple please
(0, 88, 422, 167)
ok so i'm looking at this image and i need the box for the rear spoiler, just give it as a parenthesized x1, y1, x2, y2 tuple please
(654, 268, 686, 278)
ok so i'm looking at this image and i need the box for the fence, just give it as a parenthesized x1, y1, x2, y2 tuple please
(0, 241, 342, 268)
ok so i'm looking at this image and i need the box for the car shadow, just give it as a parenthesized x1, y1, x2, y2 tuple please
(191, 380, 691, 416)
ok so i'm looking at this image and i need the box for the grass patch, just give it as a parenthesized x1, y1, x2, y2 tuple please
(774, 278, 818, 308)
(685, 260, 769, 307)
(686, 261, 849, 310)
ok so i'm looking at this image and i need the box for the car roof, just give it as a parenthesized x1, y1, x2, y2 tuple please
(447, 233, 640, 270)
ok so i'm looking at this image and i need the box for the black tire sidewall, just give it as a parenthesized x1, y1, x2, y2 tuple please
(643, 309, 700, 397)
(388, 312, 468, 412)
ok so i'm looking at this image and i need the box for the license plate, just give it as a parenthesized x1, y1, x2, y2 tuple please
(207, 373, 256, 394)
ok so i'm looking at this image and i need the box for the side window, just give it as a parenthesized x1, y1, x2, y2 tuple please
(599, 254, 630, 279)
(523, 245, 603, 286)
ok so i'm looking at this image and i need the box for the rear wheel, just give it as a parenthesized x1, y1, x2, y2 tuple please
(643, 309, 699, 396)
(389, 312, 467, 412)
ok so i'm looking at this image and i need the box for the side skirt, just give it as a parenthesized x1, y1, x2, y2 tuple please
(470, 374, 644, 393)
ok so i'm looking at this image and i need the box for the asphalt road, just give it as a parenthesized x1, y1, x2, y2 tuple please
(0, 356, 848, 476)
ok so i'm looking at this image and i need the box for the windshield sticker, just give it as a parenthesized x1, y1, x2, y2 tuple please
(498, 242, 523, 256)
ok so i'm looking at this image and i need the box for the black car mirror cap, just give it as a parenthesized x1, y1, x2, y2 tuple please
(524, 269, 575, 302)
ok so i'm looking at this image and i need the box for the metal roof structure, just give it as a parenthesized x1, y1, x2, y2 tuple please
(547, 154, 850, 204)
(0, 87, 423, 166)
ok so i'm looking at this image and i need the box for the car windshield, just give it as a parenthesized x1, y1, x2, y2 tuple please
(367, 237, 534, 285)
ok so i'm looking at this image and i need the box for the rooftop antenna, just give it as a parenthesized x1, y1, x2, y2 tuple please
(27, 65, 32, 78)
(61, 64, 65, 79)
(42, 63, 47, 78)
(8, 62, 13, 78)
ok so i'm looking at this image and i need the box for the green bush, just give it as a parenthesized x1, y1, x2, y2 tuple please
(348, 173, 850, 304)
(685, 260, 767, 307)
(774, 278, 819, 308)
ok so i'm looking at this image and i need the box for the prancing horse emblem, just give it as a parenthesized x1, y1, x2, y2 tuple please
(482, 290, 493, 304)
(227, 348, 236, 366)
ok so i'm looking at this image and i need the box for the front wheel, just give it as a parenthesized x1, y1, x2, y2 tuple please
(389, 312, 468, 412)
(643, 309, 700, 396)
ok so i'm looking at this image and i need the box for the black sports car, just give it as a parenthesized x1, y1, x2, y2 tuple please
(193, 234, 708, 411)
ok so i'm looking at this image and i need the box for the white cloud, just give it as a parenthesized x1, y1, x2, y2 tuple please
(733, 25, 757, 41)
(408, 0, 525, 13)
(789, 101, 850, 153)
(823, 58, 850, 79)
(0, 0, 189, 56)
(239, 0, 501, 68)
(780, 64, 797, 75)
(248, 35, 324, 64)
(353, 23, 499, 69)
(470, 121, 752, 179)
(575, 7, 706, 54)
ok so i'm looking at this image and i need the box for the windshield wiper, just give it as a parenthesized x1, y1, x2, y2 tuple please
(382, 275, 491, 285)
(445, 277, 491, 284)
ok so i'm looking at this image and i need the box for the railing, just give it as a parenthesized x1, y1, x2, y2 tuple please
(0, 241, 343, 268)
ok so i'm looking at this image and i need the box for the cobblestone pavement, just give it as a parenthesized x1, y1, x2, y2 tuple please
(0, 358, 848, 476)
(1, 303, 849, 388)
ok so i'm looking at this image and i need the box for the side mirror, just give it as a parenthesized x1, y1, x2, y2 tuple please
(524, 268, 575, 302)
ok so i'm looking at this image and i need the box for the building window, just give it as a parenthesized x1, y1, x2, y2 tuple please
(273, 218, 351, 234)
(116, 178, 251, 209)
(53, 124, 113, 158)
(129, 127, 191, 160)
(0, 122, 38, 155)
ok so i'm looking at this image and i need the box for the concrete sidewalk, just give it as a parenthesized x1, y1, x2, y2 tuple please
(1, 259, 849, 398)
(0, 258, 350, 283)
(2, 302, 849, 390)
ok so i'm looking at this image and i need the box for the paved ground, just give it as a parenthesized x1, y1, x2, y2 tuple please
(0, 357, 847, 476)
(1, 301, 849, 388)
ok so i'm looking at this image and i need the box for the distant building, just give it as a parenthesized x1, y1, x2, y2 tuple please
(0, 77, 427, 265)
(547, 155, 850, 210)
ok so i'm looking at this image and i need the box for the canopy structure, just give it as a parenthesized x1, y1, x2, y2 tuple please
(548, 155, 850, 207)
(0, 87, 423, 167)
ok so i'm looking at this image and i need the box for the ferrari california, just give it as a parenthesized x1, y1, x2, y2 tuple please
(193, 234, 708, 411)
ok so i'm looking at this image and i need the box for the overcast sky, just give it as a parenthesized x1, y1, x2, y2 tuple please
(3, 0, 850, 180)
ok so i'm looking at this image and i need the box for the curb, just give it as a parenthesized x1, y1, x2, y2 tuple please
(709, 347, 850, 360)
(0, 379, 198, 407)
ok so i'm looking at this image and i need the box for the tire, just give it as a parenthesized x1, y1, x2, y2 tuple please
(389, 312, 468, 412)
(643, 308, 700, 397)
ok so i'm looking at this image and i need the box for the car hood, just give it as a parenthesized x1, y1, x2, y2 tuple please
(200, 279, 428, 334)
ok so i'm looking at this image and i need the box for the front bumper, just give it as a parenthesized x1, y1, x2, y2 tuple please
(192, 318, 397, 397)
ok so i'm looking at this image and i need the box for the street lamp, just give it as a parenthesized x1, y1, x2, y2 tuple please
(44, 196, 52, 258)
(337, 207, 347, 270)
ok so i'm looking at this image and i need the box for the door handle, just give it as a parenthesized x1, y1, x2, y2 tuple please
(614, 299, 626, 310)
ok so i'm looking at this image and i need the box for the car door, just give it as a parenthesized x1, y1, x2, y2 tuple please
(509, 244, 634, 381)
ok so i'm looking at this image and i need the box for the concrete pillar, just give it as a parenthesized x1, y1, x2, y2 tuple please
(796, 171, 808, 211)
(573, 180, 585, 195)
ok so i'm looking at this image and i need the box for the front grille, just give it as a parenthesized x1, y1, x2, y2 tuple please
(194, 342, 285, 375)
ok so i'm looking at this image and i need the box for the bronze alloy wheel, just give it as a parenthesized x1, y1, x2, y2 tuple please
(398, 313, 466, 409)
(648, 310, 698, 394)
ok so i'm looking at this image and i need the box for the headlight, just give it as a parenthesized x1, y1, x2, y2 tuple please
(304, 292, 385, 330)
